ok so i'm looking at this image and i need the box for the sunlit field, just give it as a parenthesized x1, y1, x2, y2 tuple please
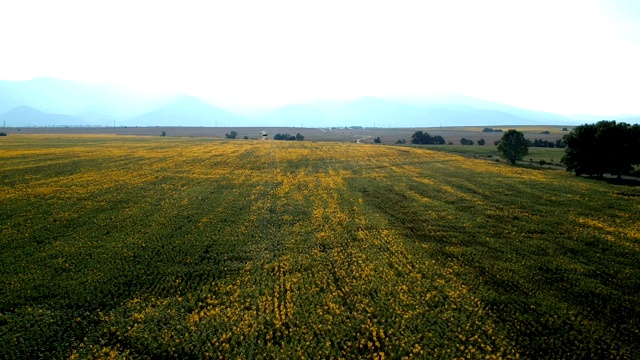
(1, 135, 639, 359)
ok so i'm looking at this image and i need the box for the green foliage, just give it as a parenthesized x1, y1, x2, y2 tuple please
(460, 138, 474, 145)
(0, 133, 7, 136)
(561, 120, 640, 178)
(411, 131, 445, 145)
(478, 138, 486, 146)
(373, 136, 381, 143)
(497, 129, 529, 164)
(225, 130, 239, 139)
(161, 131, 166, 137)
(273, 133, 296, 140)
(395, 139, 406, 144)
(295, 133, 305, 141)
(529, 138, 564, 148)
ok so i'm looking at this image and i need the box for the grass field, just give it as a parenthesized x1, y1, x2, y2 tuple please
(1, 135, 639, 359)
(417, 145, 566, 165)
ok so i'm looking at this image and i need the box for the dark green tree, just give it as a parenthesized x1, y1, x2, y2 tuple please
(561, 121, 640, 178)
(497, 129, 529, 165)
(295, 133, 305, 141)
(432, 135, 446, 145)
(274, 133, 296, 140)
(225, 131, 239, 139)
(373, 137, 381, 143)
(411, 131, 431, 144)
(478, 138, 486, 146)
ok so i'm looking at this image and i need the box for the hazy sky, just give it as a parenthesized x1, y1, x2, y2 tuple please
(2, 0, 640, 115)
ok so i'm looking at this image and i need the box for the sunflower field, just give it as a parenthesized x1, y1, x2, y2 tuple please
(1, 135, 639, 359)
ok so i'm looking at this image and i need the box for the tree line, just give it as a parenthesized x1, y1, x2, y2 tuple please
(492, 122, 640, 177)
(274, 133, 305, 141)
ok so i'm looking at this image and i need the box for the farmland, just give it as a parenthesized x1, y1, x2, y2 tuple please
(1, 135, 639, 359)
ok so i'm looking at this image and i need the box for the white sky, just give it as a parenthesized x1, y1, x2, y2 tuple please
(2, 0, 640, 115)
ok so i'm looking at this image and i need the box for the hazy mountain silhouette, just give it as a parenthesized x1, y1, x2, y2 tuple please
(128, 96, 246, 127)
(1, 76, 635, 127)
(402, 94, 574, 125)
(0, 91, 20, 114)
(0, 77, 115, 115)
(0, 105, 85, 127)
(259, 96, 545, 127)
(0, 78, 169, 125)
(258, 104, 329, 127)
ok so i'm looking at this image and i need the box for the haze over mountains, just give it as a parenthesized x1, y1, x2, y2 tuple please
(0, 77, 637, 128)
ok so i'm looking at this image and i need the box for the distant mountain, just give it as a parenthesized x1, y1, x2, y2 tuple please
(260, 96, 552, 127)
(259, 104, 329, 127)
(0, 106, 86, 127)
(0, 77, 114, 115)
(0, 77, 169, 125)
(398, 94, 573, 125)
(332, 97, 426, 126)
(2, 76, 636, 127)
(128, 96, 245, 127)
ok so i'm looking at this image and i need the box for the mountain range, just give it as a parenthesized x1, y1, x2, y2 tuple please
(1, 77, 637, 128)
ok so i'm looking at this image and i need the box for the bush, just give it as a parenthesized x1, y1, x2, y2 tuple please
(478, 138, 486, 146)
(0, 132, 6, 136)
(274, 133, 298, 141)
(225, 131, 239, 139)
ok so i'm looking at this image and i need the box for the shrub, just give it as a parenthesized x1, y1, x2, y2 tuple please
(225, 131, 239, 139)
